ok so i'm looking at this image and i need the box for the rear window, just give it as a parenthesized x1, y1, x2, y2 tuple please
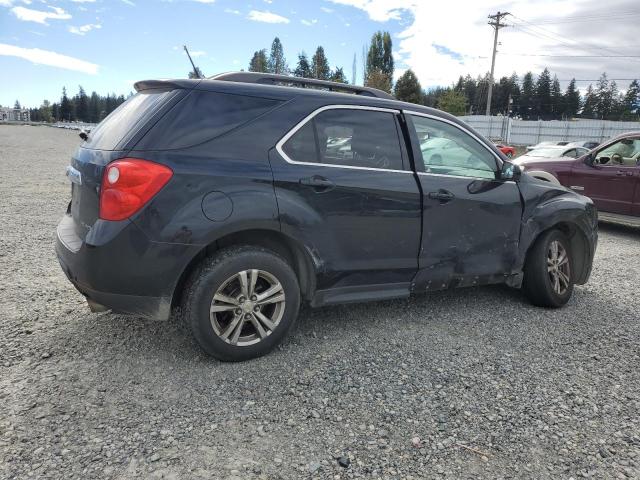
(84, 90, 173, 150)
(134, 90, 283, 150)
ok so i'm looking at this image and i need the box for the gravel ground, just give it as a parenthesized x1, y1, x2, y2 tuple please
(1, 125, 639, 480)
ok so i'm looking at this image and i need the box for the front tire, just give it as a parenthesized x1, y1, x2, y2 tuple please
(523, 229, 574, 308)
(184, 246, 301, 361)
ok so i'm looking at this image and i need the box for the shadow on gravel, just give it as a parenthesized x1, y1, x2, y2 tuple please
(598, 222, 640, 238)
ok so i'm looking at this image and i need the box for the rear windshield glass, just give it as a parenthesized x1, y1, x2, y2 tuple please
(84, 90, 173, 150)
(134, 90, 283, 150)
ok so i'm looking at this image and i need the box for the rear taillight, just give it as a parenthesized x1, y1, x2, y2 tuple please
(99, 158, 173, 221)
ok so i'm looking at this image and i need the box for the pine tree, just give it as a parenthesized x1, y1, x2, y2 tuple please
(293, 52, 312, 78)
(520, 72, 535, 119)
(394, 69, 422, 104)
(365, 70, 392, 93)
(249, 50, 268, 72)
(60, 87, 73, 122)
(330, 67, 348, 84)
(623, 79, 640, 117)
(75, 86, 89, 122)
(14, 100, 21, 110)
(536, 68, 552, 117)
(365, 31, 393, 91)
(581, 85, 598, 118)
(563, 79, 581, 118)
(595, 73, 610, 119)
(89, 92, 101, 123)
(188, 67, 203, 79)
(39, 100, 52, 122)
(267, 37, 288, 75)
(550, 75, 563, 117)
(437, 89, 466, 116)
(508, 73, 521, 116)
(462, 75, 478, 113)
(310, 46, 331, 80)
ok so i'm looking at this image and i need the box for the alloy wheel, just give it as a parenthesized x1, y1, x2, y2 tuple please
(209, 269, 286, 346)
(547, 240, 570, 295)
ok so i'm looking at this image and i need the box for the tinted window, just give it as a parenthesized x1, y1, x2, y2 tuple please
(136, 90, 282, 150)
(282, 108, 404, 170)
(85, 90, 172, 150)
(282, 121, 317, 163)
(410, 115, 497, 179)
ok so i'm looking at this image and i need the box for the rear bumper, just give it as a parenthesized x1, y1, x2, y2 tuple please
(56, 213, 199, 320)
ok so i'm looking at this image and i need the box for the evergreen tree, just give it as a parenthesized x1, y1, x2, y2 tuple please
(75, 86, 89, 122)
(365, 31, 393, 90)
(267, 37, 288, 74)
(89, 92, 101, 123)
(52, 103, 60, 121)
(508, 73, 521, 116)
(595, 73, 610, 119)
(581, 84, 598, 118)
(520, 72, 535, 119)
(437, 89, 466, 116)
(461, 75, 478, 113)
(249, 50, 268, 72)
(330, 67, 348, 84)
(293, 52, 312, 78)
(550, 75, 563, 117)
(536, 68, 552, 118)
(14, 100, 21, 110)
(60, 87, 73, 121)
(622, 79, 640, 117)
(563, 79, 581, 118)
(310, 46, 331, 80)
(394, 69, 422, 104)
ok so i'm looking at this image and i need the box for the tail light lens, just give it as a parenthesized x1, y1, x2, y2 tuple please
(99, 158, 173, 221)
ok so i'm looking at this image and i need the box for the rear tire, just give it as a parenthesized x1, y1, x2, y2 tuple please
(184, 246, 300, 361)
(523, 229, 574, 308)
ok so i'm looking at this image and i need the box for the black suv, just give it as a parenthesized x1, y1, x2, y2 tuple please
(56, 72, 598, 361)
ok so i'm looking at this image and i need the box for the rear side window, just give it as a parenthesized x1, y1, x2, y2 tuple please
(135, 90, 282, 150)
(85, 90, 172, 150)
(281, 108, 404, 170)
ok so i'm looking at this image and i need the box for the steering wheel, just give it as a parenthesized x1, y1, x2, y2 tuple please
(611, 153, 623, 165)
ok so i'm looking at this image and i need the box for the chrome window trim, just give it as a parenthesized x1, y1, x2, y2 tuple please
(417, 171, 516, 184)
(403, 110, 505, 173)
(275, 104, 413, 174)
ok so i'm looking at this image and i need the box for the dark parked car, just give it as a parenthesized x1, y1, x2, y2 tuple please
(56, 72, 598, 361)
(515, 132, 640, 226)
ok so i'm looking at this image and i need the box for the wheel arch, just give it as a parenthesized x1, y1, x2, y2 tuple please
(171, 228, 317, 311)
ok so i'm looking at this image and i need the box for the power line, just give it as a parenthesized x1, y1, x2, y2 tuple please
(486, 11, 509, 116)
(500, 53, 640, 58)
(521, 11, 640, 25)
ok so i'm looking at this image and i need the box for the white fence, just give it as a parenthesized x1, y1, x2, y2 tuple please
(459, 116, 640, 146)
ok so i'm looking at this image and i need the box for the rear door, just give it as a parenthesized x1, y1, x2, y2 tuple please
(405, 112, 522, 290)
(270, 105, 421, 295)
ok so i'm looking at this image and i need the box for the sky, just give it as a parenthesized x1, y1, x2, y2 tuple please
(1, 0, 639, 108)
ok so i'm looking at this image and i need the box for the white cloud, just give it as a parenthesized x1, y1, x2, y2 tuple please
(68, 23, 101, 35)
(190, 50, 206, 57)
(224, 8, 240, 15)
(320, 6, 334, 13)
(70, 0, 96, 3)
(120, 0, 135, 6)
(0, 43, 99, 74)
(327, 0, 637, 89)
(11, 5, 71, 24)
(191, 0, 215, 3)
(301, 18, 318, 26)
(247, 10, 289, 24)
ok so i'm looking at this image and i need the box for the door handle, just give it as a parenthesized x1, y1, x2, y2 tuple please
(299, 175, 335, 192)
(616, 170, 633, 176)
(428, 189, 455, 203)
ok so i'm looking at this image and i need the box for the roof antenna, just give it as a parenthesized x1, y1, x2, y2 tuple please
(183, 45, 204, 79)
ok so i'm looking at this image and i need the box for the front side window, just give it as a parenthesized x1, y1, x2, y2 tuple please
(282, 108, 404, 170)
(596, 138, 640, 166)
(409, 115, 497, 180)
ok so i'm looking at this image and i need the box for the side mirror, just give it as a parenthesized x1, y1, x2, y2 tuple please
(500, 161, 521, 181)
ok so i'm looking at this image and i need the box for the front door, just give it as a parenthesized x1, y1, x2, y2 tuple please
(571, 137, 640, 215)
(270, 105, 422, 293)
(405, 112, 523, 290)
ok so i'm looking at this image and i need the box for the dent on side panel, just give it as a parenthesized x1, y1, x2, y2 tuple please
(515, 177, 597, 274)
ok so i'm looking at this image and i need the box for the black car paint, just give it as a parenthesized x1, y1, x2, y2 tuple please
(56, 78, 597, 320)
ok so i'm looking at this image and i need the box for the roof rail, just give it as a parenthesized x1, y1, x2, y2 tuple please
(209, 71, 395, 100)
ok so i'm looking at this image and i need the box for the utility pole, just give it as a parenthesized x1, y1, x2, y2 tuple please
(485, 11, 509, 116)
(352, 53, 356, 85)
